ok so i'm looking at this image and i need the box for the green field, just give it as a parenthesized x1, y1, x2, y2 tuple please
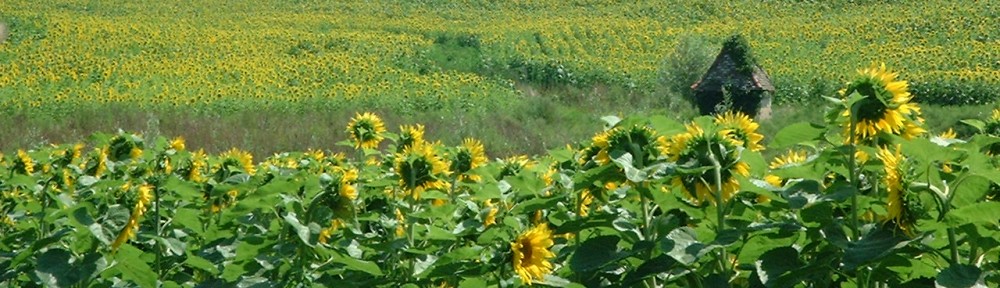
(1, 1, 1000, 287)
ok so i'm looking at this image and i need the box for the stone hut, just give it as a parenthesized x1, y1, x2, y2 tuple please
(690, 35, 774, 119)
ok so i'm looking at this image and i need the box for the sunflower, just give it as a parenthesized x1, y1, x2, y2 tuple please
(169, 136, 186, 151)
(337, 167, 359, 201)
(577, 189, 595, 217)
(220, 148, 256, 176)
(662, 122, 750, 205)
(13, 149, 34, 175)
(497, 155, 534, 180)
(451, 138, 488, 182)
(483, 199, 498, 227)
(397, 124, 425, 152)
(394, 141, 451, 200)
(769, 149, 809, 169)
(839, 63, 925, 143)
(511, 223, 556, 284)
(877, 144, 915, 236)
(590, 125, 660, 167)
(318, 219, 345, 245)
(346, 112, 387, 150)
(715, 111, 765, 152)
(111, 184, 154, 251)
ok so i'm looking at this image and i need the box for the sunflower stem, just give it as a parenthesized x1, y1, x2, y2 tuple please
(947, 227, 960, 265)
(707, 145, 730, 280)
(848, 115, 860, 241)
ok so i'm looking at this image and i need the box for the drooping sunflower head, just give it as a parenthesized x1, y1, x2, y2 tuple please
(220, 148, 256, 176)
(511, 223, 556, 285)
(591, 125, 660, 167)
(394, 141, 451, 200)
(664, 121, 750, 205)
(346, 112, 387, 150)
(876, 144, 917, 236)
(839, 63, 925, 143)
(451, 138, 488, 182)
(984, 108, 1000, 136)
(715, 111, 765, 152)
(397, 124, 425, 152)
(497, 155, 535, 180)
(769, 149, 810, 169)
(13, 149, 34, 175)
(108, 134, 145, 162)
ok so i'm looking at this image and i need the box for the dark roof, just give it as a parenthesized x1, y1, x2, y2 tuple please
(691, 51, 774, 92)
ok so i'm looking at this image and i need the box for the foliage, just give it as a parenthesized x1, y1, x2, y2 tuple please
(3, 67, 1000, 286)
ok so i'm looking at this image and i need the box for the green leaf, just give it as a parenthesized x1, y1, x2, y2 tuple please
(622, 254, 677, 286)
(570, 235, 622, 272)
(283, 212, 314, 247)
(601, 115, 622, 129)
(754, 247, 803, 288)
(951, 175, 991, 207)
(34, 248, 73, 287)
(423, 224, 457, 241)
(959, 119, 986, 133)
(184, 254, 219, 274)
(610, 151, 647, 182)
(509, 196, 563, 215)
(842, 226, 913, 270)
(936, 264, 986, 288)
(459, 277, 489, 288)
(661, 227, 706, 266)
(946, 202, 1000, 226)
(648, 115, 684, 136)
(771, 122, 826, 148)
(331, 251, 383, 276)
(115, 244, 158, 288)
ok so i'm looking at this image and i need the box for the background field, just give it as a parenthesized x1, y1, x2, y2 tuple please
(0, 0, 997, 156)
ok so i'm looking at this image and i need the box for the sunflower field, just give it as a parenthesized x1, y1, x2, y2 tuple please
(2, 64, 1000, 287)
(0, 0, 998, 116)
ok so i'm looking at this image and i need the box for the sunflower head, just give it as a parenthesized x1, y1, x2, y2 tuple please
(13, 149, 34, 175)
(591, 125, 660, 168)
(664, 121, 750, 205)
(451, 138, 488, 182)
(107, 133, 145, 162)
(220, 148, 256, 176)
(346, 112, 387, 150)
(169, 137, 186, 151)
(394, 141, 451, 200)
(715, 111, 765, 152)
(769, 149, 810, 169)
(839, 63, 925, 143)
(397, 124, 425, 152)
(511, 223, 556, 284)
(497, 155, 535, 180)
(877, 144, 918, 237)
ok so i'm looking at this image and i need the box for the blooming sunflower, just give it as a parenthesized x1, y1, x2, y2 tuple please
(112, 184, 154, 251)
(577, 189, 595, 217)
(397, 124, 425, 152)
(877, 144, 915, 236)
(511, 223, 556, 284)
(394, 141, 451, 200)
(451, 138, 488, 182)
(715, 111, 765, 152)
(839, 63, 925, 143)
(346, 112, 387, 150)
(662, 122, 750, 205)
(169, 137, 186, 151)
